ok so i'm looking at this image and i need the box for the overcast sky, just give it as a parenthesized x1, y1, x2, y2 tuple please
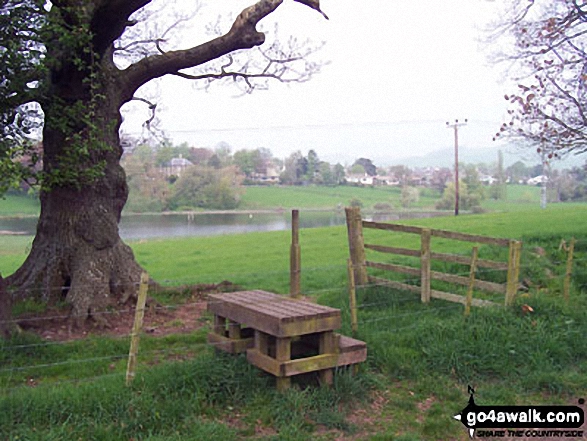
(120, 0, 515, 166)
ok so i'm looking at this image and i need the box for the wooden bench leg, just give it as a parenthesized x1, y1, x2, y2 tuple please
(255, 329, 268, 354)
(319, 331, 335, 386)
(213, 315, 226, 336)
(276, 337, 291, 391)
(227, 319, 241, 339)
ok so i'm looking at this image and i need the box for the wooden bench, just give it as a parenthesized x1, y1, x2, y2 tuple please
(207, 290, 367, 389)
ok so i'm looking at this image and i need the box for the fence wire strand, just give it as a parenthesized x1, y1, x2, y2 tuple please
(1, 232, 584, 396)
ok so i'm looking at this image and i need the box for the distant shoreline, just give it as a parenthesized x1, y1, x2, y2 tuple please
(0, 207, 450, 220)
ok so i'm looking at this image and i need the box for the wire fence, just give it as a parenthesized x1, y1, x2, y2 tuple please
(0, 235, 585, 397)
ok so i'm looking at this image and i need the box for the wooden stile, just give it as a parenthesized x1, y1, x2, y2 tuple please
(351, 212, 519, 309)
(420, 228, 431, 303)
(505, 240, 522, 306)
(345, 207, 368, 285)
(465, 247, 479, 317)
(276, 337, 292, 390)
(563, 238, 576, 303)
(347, 259, 358, 337)
(126, 272, 149, 386)
(290, 209, 301, 298)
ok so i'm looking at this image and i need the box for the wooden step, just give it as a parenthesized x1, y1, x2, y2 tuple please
(337, 334, 367, 367)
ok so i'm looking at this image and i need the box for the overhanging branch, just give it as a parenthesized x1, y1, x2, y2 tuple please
(119, 0, 285, 101)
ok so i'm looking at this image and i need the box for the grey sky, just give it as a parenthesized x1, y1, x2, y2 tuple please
(120, 0, 513, 166)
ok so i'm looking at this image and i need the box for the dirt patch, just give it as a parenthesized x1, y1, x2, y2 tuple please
(16, 281, 241, 342)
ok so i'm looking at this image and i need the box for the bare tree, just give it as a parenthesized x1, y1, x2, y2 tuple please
(2, 0, 327, 327)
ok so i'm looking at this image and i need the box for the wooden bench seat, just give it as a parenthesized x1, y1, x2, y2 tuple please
(207, 290, 367, 389)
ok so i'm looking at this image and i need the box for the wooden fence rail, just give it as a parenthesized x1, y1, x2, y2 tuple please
(346, 207, 522, 309)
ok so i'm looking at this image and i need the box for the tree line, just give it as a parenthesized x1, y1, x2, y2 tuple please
(119, 139, 587, 212)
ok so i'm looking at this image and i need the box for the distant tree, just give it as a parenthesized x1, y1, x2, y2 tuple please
(389, 165, 412, 186)
(462, 164, 486, 201)
(154, 143, 191, 167)
(188, 148, 214, 165)
(207, 154, 222, 169)
(401, 186, 419, 209)
(350, 164, 365, 175)
(280, 151, 304, 185)
(436, 181, 482, 212)
(123, 146, 171, 212)
(490, 150, 507, 200)
(333, 163, 346, 184)
(233, 148, 274, 180)
(429, 167, 453, 192)
(317, 161, 338, 185)
(214, 142, 233, 167)
(170, 165, 242, 210)
(305, 149, 320, 182)
(553, 162, 587, 201)
(353, 158, 377, 176)
(506, 161, 530, 184)
(233, 149, 260, 178)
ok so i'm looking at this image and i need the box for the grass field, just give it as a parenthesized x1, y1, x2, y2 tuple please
(238, 185, 441, 211)
(0, 184, 545, 217)
(1, 205, 586, 440)
(0, 193, 40, 216)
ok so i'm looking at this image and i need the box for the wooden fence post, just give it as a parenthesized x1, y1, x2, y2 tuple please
(563, 237, 576, 303)
(347, 259, 358, 337)
(465, 247, 479, 317)
(420, 228, 431, 303)
(290, 209, 301, 298)
(505, 240, 522, 306)
(126, 271, 149, 386)
(345, 207, 368, 286)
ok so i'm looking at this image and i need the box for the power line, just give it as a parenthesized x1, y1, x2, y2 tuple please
(122, 118, 497, 136)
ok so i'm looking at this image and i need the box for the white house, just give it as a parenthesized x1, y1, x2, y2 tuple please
(346, 173, 375, 185)
(527, 175, 549, 186)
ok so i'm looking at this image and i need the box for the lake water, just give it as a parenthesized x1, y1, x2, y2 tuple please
(0, 211, 449, 240)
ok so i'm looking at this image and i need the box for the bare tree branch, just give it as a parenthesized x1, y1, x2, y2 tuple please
(119, 0, 289, 101)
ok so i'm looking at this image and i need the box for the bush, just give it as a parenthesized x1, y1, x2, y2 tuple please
(401, 186, 419, 209)
(169, 166, 243, 210)
(349, 197, 363, 208)
(435, 181, 482, 211)
(374, 202, 393, 211)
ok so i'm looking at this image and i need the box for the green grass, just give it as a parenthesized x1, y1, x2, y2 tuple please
(0, 184, 571, 217)
(0, 193, 40, 216)
(240, 185, 441, 211)
(1, 204, 587, 440)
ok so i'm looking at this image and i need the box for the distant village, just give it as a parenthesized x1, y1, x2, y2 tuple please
(120, 135, 553, 190)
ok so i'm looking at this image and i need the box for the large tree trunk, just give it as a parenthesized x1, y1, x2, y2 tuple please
(7, 75, 143, 326)
(4, 0, 299, 327)
(8, 175, 142, 326)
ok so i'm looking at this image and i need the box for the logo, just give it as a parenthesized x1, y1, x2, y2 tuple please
(453, 386, 585, 439)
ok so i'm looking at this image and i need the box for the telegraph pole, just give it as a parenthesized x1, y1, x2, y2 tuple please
(446, 119, 467, 216)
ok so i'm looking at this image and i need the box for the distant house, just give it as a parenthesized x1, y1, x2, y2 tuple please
(346, 173, 375, 185)
(527, 175, 548, 186)
(374, 175, 400, 186)
(162, 154, 194, 177)
(251, 165, 281, 184)
(479, 174, 497, 185)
